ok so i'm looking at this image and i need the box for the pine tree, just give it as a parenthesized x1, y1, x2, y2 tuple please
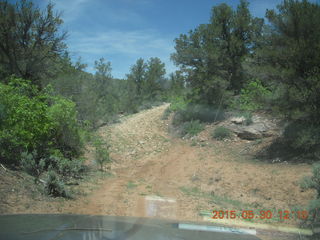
(0, 0, 67, 86)
(171, 0, 263, 106)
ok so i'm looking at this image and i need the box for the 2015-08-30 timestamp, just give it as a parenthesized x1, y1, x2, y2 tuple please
(211, 210, 309, 220)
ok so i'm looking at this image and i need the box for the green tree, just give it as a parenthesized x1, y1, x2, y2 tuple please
(172, 23, 230, 106)
(172, 0, 263, 105)
(144, 57, 166, 100)
(127, 58, 147, 96)
(0, 0, 67, 86)
(74, 57, 88, 72)
(93, 57, 119, 119)
(255, 0, 320, 122)
(168, 70, 185, 96)
(94, 57, 112, 98)
(250, 0, 320, 160)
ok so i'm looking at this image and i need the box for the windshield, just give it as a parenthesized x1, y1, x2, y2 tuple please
(0, 0, 319, 240)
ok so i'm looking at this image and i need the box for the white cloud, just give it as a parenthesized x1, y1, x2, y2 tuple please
(48, 0, 148, 25)
(104, 8, 144, 24)
(70, 30, 173, 54)
(37, 0, 177, 78)
(67, 29, 177, 78)
(47, 0, 90, 23)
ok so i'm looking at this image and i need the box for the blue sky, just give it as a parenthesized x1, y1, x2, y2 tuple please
(30, 0, 286, 78)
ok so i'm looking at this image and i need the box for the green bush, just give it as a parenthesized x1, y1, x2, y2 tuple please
(173, 104, 225, 126)
(0, 78, 83, 165)
(261, 120, 320, 162)
(181, 120, 204, 137)
(47, 95, 83, 158)
(232, 79, 272, 111)
(301, 163, 320, 198)
(169, 96, 188, 112)
(0, 78, 53, 164)
(56, 157, 85, 178)
(236, 111, 253, 126)
(212, 127, 232, 140)
(20, 151, 45, 180)
(93, 137, 111, 171)
(137, 100, 163, 112)
(44, 170, 70, 198)
(300, 163, 320, 225)
(161, 107, 172, 120)
(283, 121, 320, 159)
(243, 112, 253, 126)
(48, 150, 85, 178)
(0, 102, 6, 125)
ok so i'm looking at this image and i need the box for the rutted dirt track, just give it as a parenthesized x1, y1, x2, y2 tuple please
(71, 105, 314, 226)
(0, 104, 315, 239)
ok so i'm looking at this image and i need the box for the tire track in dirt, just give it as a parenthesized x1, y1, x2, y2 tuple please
(70, 103, 315, 240)
(0, 103, 314, 240)
(71, 104, 198, 219)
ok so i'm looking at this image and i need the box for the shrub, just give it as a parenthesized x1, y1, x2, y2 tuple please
(137, 100, 163, 112)
(93, 137, 111, 171)
(20, 151, 45, 180)
(44, 170, 70, 198)
(172, 111, 185, 126)
(232, 79, 272, 111)
(0, 102, 6, 125)
(283, 121, 320, 159)
(300, 163, 320, 225)
(243, 112, 253, 126)
(301, 163, 320, 198)
(48, 150, 85, 178)
(212, 127, 232, 140)
(161, 107, 172, 120)
(169, 96, 188, 112)
(0, 78, 53, 164)
(0, 78, 84, 166)
(173, 104, 225, 126)
(56, 158, 85, 178)
(180, 120, 204, 137)
(237, 111, 253, 126)
(47, 95, 83, 158)
(260, 121, 320, 162)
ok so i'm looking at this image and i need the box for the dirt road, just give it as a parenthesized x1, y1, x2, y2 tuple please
(0, 104, 315, 239)
(70, 105, 314, 225)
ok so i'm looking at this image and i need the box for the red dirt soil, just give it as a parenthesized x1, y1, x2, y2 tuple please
(0, 104, 316, 240)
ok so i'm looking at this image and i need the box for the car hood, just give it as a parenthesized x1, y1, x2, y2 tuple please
(0, 214, 260, 240)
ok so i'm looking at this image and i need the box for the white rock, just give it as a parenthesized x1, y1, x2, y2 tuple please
(230, 117, 246, 124)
